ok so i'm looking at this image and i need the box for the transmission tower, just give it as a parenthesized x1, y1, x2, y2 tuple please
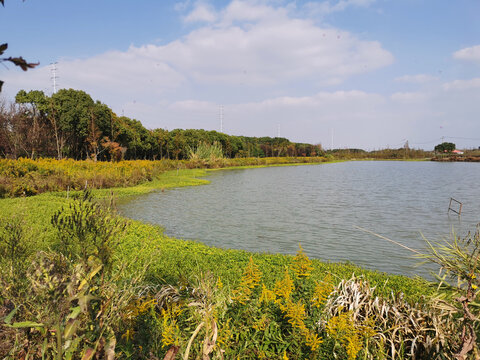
(219, 105, 224, 133)
(50, 62, 59, 94)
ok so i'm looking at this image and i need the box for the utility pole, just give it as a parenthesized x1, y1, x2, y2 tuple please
(50, 62, 58, 94)
(277, 124, 280, 138)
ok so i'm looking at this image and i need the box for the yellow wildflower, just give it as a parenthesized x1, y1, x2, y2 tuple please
(311, 274, 334, 308)
(291, 244, 314, 279)
(252, 313, 269, 331)
(274, 268, 294, 300)
(283, 300, 307, 331)
(326, 311, 363, 360)
(232, 257, 262, 304)
(259, 283, 277, 304)
(243, 256, 262, 288)
(160, 304, 183, 348)
(217, 319, 233, 348)
(121, 329, 135, 342)
(305, 332, 322, 351)
(279, 299, 323, 351)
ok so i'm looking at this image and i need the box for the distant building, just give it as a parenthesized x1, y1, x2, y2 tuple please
(452, 149, 464, 155)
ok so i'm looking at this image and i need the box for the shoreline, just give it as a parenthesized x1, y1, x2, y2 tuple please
(0, 160, 431, 300)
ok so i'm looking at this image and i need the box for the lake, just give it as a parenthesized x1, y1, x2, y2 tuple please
(118, 161, 480, 277)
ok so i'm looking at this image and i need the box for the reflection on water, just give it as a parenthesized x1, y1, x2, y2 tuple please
(118, 161, 480, 278)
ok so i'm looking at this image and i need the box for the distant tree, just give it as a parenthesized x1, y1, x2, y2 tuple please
(434, 142, 455, 153)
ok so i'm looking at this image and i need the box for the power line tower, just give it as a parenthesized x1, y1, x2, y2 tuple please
(50, 62, 58, 94)
(276, 124, 280, 138)
(219, 105, 224, 133)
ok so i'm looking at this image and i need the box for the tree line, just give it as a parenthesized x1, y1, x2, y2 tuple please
(0, 88, 323, 161)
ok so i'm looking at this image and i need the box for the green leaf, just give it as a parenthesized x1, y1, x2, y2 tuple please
(78, 294, 99, 313)
(3, 307, 17, 325)
(66, 306, 82, 321)
(64, 318, 79, 340)
(0, 43, 7, 55)
(8, 321, 45, 328)
(64, 337, 82, 360)
(78, 264, 103, 290)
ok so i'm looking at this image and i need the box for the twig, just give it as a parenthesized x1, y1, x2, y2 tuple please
(184, 322, 204, 360)
(354, 226, 423, 255)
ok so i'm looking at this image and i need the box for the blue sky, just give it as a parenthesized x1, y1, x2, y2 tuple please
(1, 0, 479, 149)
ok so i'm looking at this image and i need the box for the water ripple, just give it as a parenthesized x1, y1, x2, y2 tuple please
(118, 162, 480, 277)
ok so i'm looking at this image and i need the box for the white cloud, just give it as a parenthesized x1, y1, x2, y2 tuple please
(183, 1, 217, 23)
(442, 78, 480, 91)
(163, 1, 393, 88)
(394, 74, 439, 84)
(303, 0, 376, 15)
(390, 91, 430, 103)
(1, 47, 187, 107)
(453, 45, 480, 64)
(2, 0, 393, 105)
(174, 1, 192, 12)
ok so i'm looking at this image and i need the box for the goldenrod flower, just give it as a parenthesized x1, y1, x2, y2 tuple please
(274, 268, 294, 300)
(311, 275, 334, 308)
(291, 244, 314, 279)
(259, 283, 276, 304)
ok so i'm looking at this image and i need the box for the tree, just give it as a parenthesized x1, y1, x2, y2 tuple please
(434, 142, 456, 153)
(51, 89, 95, 159)
(15, 90, 49, 158)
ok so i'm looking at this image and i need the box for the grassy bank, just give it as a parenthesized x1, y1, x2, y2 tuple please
(1, 160, 478, 359)
(0, 157, 331, 198)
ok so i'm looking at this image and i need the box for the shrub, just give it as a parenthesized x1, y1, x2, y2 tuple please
(0, 191, 152, 359)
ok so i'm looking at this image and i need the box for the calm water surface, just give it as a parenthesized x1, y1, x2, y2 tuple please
(118, 161, 480, 277)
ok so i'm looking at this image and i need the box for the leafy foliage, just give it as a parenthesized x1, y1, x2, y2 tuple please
(434, 142, 456, 153)
(0, 192, 153, 359)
